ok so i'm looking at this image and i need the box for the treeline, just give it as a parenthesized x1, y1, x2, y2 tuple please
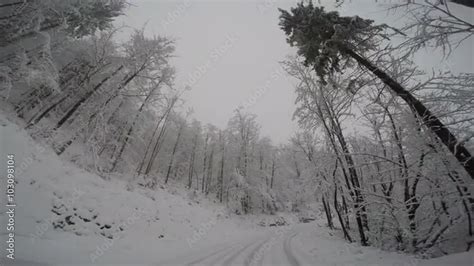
(0, 0, 314, 217)
(278, 1, 473, 257)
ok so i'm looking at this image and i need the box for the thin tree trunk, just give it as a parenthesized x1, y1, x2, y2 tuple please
(323, 94, 369, 233)
(334, 184, 352, 242)
(136, 98, 176, 177)
(143, 111, 170, 176)
(54, 65, 124, 129)
(432, 144, 473, 251)
(109, 81, 163, 171)
(218, 131, 225, 202)
(270, 158, 275, 189)
(26, 94, 68, 127)
(322, 195, 334, 229)
(341, 189, 350, 230)
(201, 134, 209, 193)
(305, 74, 365, 244)
(0, 1, 24, 9)
(26, 61, 96, 127)
(293, 153, 301, 178)
(165, 122, 184, 184)
(205, 146, 214, 195)
(187, 133, 198, 188)
(316, 84, 368, 245)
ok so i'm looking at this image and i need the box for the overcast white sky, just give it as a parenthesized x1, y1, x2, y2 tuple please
(116, 0, 473, 144)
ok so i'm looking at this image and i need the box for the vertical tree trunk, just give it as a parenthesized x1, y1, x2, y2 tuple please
(205, 146, 214, 195)
(164, 121, 184, 184)
(322, 195, 334, 229)
(270, 158, 275, 189)
(201, 133, 209, 193)
(293, 153, 301, 178)
(218, 131, 225, 202)
(187, 133, 198, 188)
(242, 144, 248, 178)
(341, 189, 350, 230)
(334, 184, 352, 242)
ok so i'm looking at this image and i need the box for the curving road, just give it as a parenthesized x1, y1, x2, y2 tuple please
(155, 221, 427, 266)
(162, 225, 311, 266)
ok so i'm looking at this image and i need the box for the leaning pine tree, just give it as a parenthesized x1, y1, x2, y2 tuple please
(278, 1, 474, 180)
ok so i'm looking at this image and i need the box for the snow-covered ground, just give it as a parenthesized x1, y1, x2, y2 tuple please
(0, 112, 472, 265)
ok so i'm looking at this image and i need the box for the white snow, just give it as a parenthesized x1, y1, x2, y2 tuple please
(0, 112, 472, 265)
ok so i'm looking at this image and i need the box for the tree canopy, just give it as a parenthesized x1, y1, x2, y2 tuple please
(278, 1, 385, 83)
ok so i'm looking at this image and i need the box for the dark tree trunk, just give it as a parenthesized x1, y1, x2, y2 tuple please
(187, 133, 198, 189)
(451, 0, 474, 8)
(54, 65, 124, 130)
(270, 158, 275, 189)
(201, 134, 209, 193)
(110, 81, 163, 172)
(0, 1, 24, 9)
(334, 185, 352, 242)
(26, 94, 68, 127)
(143, 105, 174, 177)
(432, 144, 473, 251)
(165, 122, 184, 184)
(318, 87, 369, 245)
(27, 61, 95, 127)
(322, 195, 334, 229)
(136, 98, 176, 180)
(218, 132, 225, 202)
(341, 190, 350, 230)
(205, 146, 214, 195)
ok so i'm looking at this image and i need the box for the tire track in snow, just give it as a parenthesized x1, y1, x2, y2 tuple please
(283, 232, 301, 266)
(244, 237, 271, 266)
(186, 244, 237, 265)
(220, 238, 267, 265)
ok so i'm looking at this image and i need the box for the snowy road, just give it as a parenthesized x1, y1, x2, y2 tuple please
(155, 221, 446, 266)
(158, 223, 337, 266)
(184, 233, 303, 266)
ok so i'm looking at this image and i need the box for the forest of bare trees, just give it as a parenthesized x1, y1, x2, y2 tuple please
(0, 0, 472, 260)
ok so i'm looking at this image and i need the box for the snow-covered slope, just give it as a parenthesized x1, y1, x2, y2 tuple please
(0, 112, 472, 265)
(0, 113, 258, 265)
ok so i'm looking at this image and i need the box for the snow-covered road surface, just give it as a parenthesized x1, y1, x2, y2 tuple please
(156, 222, 421, 266)
(157, 221, 473, 266)
(159, 225, 310, 266)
